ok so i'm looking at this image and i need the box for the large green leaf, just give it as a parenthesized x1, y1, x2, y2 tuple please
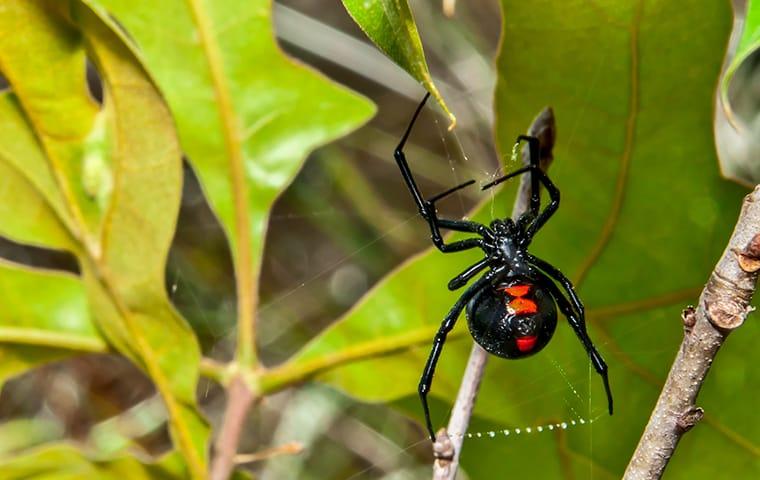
(83, 0, 375, 368)
(0, 2, 207, 476)
(340, 0, 455, 126)
(276, 0, 757, 477)
(0, 260, 105, 389)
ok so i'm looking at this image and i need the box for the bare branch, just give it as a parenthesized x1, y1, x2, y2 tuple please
(624, 186, 760, 479)
(210, 377, 256, 480)
(433, 107, 556, 479)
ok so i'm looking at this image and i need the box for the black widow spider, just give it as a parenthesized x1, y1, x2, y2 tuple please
(394, 93, 613, 442)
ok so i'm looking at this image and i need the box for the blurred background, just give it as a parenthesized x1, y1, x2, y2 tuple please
(1, 0, 758, 478)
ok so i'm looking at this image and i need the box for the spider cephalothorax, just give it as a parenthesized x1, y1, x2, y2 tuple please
(394, 93, 613, 442)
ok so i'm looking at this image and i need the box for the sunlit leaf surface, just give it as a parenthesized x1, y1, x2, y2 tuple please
(283, 1, 757, 477)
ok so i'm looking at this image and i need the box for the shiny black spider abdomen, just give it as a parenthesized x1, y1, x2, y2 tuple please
(467, 277, 557, 359)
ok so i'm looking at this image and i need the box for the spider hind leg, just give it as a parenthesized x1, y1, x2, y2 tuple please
(533, 271, 613, 415)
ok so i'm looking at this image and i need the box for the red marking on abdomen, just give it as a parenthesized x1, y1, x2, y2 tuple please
(504, 285, 530, 297)
(509, 297, 538, 314)
(504, 284, 538, 315)
(516, 335, 538, 352)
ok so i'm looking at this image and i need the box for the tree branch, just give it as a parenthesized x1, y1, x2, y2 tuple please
(624, 185, 760, 479)
(432, 107, 556, 479)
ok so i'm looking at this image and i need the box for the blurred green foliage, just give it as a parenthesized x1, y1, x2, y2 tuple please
(0, 0, 757, 478)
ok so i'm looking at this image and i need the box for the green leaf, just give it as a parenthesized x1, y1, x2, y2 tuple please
(83, 0, 375, 368)
(0, 2, 208, 476)
(0, 444, 189, 480)
(341, 0, 455, 127)
(278, 0, 757, 477)
(0, 0, 104, 243)
(0, 260, 104, 389)
(721, 0, 760, 123)
(0, 92, 76, 251)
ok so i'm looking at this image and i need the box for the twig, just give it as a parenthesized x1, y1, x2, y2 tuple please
(234, 441, 304, 465)
(624, 185, 760, 479)
(210, 376, 256, 480)
(432, 107, 556, 479)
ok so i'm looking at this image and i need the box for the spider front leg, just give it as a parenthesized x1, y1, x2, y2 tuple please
(534, 271, 613, 415)
(419, 269, 500, 441)
(394, 94, 493, 254)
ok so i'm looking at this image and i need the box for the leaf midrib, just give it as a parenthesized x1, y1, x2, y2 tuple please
(185, 0, 257, 367)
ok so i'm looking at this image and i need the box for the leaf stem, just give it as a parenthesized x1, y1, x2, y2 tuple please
(188, 0, 262, 474)
(185, 0, 258, 369)
(260, 325, 467, 395)
(200, 357, 233, 385)
(0, 327, 107, 352)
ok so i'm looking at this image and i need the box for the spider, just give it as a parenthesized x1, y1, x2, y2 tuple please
(394, 93, 613, 442)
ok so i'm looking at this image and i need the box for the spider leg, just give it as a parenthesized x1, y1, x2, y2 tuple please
(481, 136, 559, 242)
(533, 271, 613, 416)
(419, 269, 500, 441)
(395, 93, 493, 253)
(523, 166, 559, 241)
(527, 253, 584, 317)
(447, 258, 490, 291)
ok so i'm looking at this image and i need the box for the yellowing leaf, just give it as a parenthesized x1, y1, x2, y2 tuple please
(0, 2, 208, 475)
(83, 0, 376, 367)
